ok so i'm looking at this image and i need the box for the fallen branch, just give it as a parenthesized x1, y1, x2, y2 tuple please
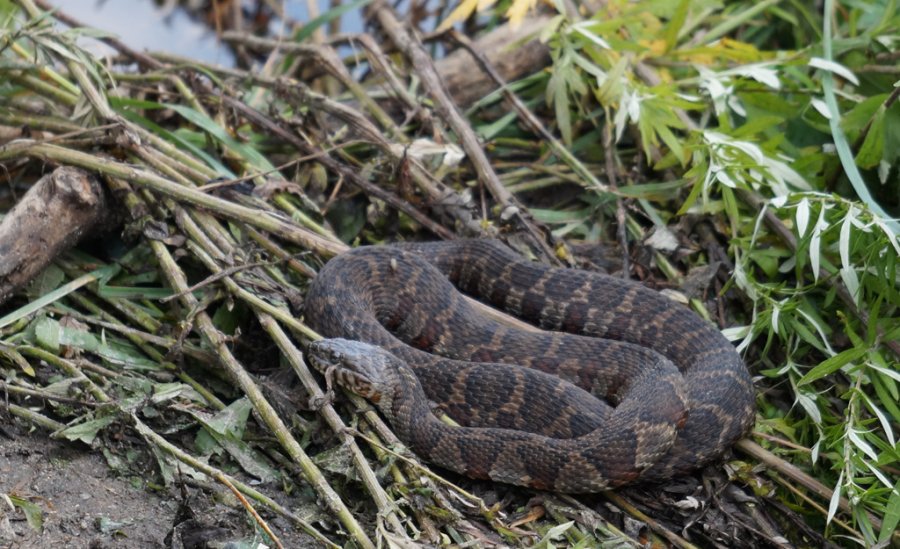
(0, 166, 109, 305)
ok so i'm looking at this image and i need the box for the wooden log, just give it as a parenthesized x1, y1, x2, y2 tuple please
(436, 16, 552, 107)
(0, 166, 109, 305)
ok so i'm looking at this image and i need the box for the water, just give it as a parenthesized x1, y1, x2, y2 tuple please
(43, 0, 371, 65)
(47, 0, 232, 63)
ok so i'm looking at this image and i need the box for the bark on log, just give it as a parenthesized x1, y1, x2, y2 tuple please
(0, 166, 109, 305)
(436, 16, 552, 107)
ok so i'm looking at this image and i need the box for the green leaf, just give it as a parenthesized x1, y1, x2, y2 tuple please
(58, 415, 118, 445)
(8, 495, 43, 532)
(798, 346, 868, 385)
(25, 265, 65, 300)
(795, 390, 822, 424)
(882, 99, 900, 166)
(862, 393, 896, 448)
(113, 102, 234, 176)
(550, 69, 573, 145)
(29, 317, 161, 370)
(188, 399, 280, 482)
(848, 429, 878, 461)
(0, 266, 118, 331)
(33, 316, 61, 353)
(204, 397, 252, 439)
(826, 471, 843, 525)
(821, 69, 899, 234)
(654, 122, 685, 165)
(722, 186, 739, 234)
(164, 104, 275, 173)
(677, 171, 705, 214)
(663, 0, 690, 51)
(879, 479, 900, 544)
(96, 285, 175, 299)
(533, 520, 575, 549)
(733, 115, 786, 138)
(840, 94, 886, 140)
(855, 105, 885, 169)
(531, 207, 592, 224)
(477, 110, 520, 141)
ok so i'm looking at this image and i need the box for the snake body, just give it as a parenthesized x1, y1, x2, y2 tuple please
(304, 240, 755, 492)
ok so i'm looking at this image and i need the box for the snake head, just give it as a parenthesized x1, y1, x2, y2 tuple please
(307, 338, 396, 405)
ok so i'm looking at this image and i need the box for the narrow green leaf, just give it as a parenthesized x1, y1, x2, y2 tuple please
(33, 317, 62, 353)
(8, 496, 43, 532)
(855, 106, 885, 169)
(113, 101, 233, 176)
(164, 104, 275, 172)
(796, 198, 810, 237)
(848, 429, 878, 461)
(827, 471, 843, 524)
(798, 346, 868, 385)
(663, 0, 690, 51)
(96, 286, 175, 299)
(58, 415, 118, 445)
(810, 57, 860, 86)
(722, 186, 739, 234)
(820, 0, 899, 235)
(879, 479, 900, 544)
(677, 177, 705, 215)
(861, 393, 897, 447)
(655, 122, 684, 164)
(809, 205, 826, 282)
(0, 266, 118, 330)
(840, 94, 887, 140)
(795, 390, 822, 424)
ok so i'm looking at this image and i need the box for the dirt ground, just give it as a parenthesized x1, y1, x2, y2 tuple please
(0, 419, 317, 548)
(1, 426, 172, 548)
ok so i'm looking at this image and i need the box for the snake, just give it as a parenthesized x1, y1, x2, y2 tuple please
(304, 239, 755, 493)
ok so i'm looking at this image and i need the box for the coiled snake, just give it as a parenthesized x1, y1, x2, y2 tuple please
(305, 240, 755, 493)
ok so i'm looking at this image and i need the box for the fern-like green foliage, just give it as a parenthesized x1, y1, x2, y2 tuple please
(465, 0, 898, 543)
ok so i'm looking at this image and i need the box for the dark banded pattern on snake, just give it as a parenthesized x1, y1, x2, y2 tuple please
(304, 240, 755, 492)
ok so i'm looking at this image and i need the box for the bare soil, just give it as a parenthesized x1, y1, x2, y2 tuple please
(1, 427, 171, 548)
(0, 419, 316, 548)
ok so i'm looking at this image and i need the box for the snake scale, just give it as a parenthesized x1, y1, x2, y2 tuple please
(304, 240, 755, 492)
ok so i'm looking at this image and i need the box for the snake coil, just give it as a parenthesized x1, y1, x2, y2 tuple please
(305, 240, 755, 492)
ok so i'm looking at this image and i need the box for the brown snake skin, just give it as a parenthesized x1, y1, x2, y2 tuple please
(304, 240, 755, 492)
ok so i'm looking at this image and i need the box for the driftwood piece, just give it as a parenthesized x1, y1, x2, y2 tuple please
(0, 166, 108, 305)
(435, 16, 552, 108)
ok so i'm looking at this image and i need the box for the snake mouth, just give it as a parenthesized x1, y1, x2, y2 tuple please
(337, 370, 381, 403)
(308, 339, 390, 404)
